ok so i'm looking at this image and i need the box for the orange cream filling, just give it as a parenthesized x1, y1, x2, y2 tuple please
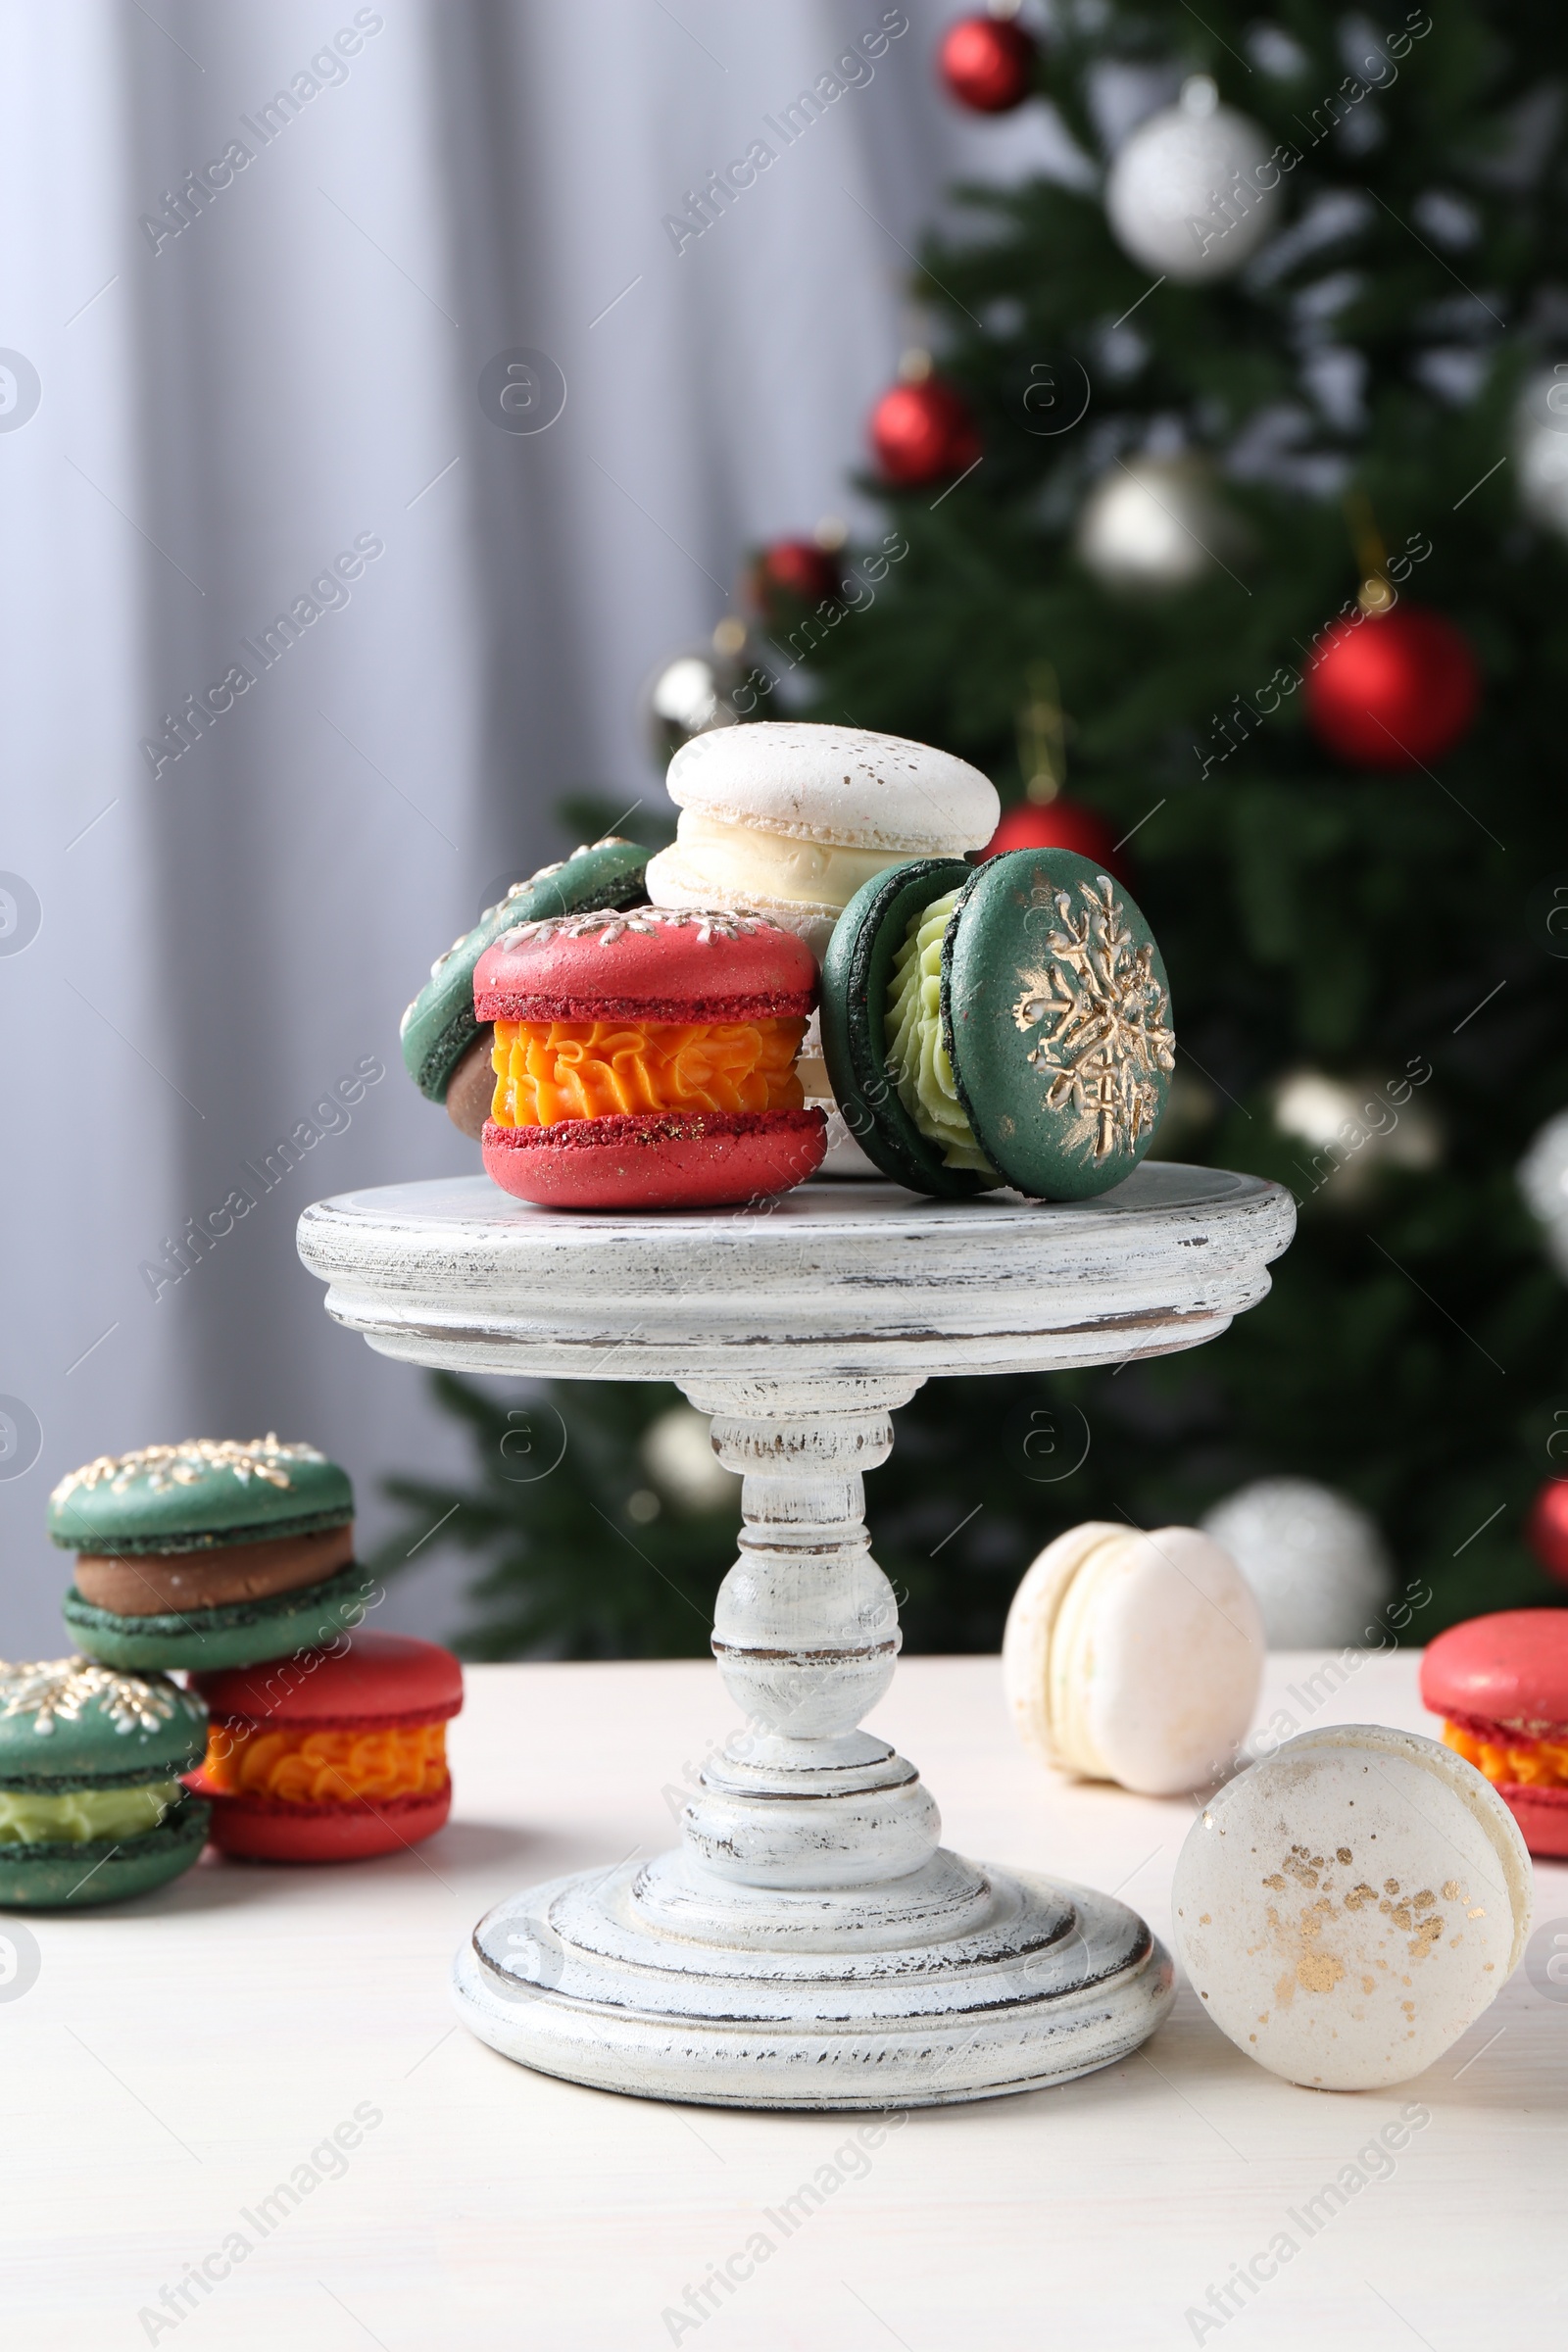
(203, 1720, 448, 1805)
(489, 1015, 807, 1127)
(1444, 1719, 1568, 1788)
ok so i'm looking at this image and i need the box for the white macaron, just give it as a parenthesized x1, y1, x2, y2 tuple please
(1002, 1521, 1265, 1797)
(1172, 1724, 1533, 2089)
(646, 721, 999, 959)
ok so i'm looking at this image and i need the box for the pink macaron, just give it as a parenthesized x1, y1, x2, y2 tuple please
(1420, 1608, 1568, 1858)
(472, 905, 825, 1210)
(189, 1632, 464, 1863)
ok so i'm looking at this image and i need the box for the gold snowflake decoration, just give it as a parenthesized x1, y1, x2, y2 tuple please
(1011, 874, 1174, 1161)
(51, 1436, 320, 1507)
(0, 1658, 194, 1739)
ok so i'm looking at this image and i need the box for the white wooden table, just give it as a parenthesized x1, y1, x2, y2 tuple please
(11, 1649, 1564, 2349)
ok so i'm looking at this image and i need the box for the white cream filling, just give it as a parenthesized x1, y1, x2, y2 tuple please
(649, 813, 915, 910)
(1045, 1531, 1138, 1780)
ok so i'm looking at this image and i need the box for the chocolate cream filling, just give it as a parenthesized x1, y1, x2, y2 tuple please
(445, 1029, 497, 1139)
(74, 1523, 356, 1616)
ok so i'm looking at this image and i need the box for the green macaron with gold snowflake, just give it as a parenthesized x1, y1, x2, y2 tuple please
(0, 1659, 209, 1907)
(821, 847, 1175, 1200)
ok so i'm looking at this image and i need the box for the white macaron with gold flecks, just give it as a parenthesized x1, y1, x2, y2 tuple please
(647, 721, 999, 962)
(1003, 1521, 1265, 1797)
(1172, 1724, 1533, 2090)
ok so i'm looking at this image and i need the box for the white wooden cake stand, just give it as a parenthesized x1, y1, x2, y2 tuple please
(297, 1163, 1293, 2110)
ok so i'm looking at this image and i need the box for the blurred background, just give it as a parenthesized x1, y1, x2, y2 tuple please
(3, 0, 1567, 1662)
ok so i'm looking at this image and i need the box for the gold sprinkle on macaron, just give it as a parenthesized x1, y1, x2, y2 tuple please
(50, 1436, 323, 1504)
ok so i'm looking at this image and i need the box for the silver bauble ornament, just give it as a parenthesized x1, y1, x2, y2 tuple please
(640, 617, 764, 768)
(1516, 367, 1568, 538)
(640, 1406, 739, 1514)
(1076, 454, 1246, 591)
(1202, 1478, 1394, 1649)
(1520, 1107, 1568, 1281)
(1105, 76, 1282, 283)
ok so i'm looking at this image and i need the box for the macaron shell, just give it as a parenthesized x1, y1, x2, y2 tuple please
(1002, 1523, 1126, 1771)
(194, 1632, 463, 1728)
(0, 1659, 208, 1788)
(1050, 1528, 1264, 1795)
(0, 1797, 209, 1908)
(1492, 1782, 1568, 1859)
(819, 858, 989, 1197)
(48, 1439, 352, 1554)
(193, 1780, 451, 1863)
(62, 1561, 374, 1673)
(482, 1108, 826, 1211)
(1419, 1608, 1568, 1738)
(473, 905, 817, 1023)
(1172, 1724, 1532, 2090)
(1287, 1723, 1533, 1975)
(943, 849, 1174, 1200)
(664, 722, 999, 853)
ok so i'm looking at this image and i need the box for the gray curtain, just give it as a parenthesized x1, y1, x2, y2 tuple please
(0, 0, 1066, 1650)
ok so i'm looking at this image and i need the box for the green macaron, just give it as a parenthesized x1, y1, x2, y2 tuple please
(821, 847, 1175, 1200)
(0, 1658, 210, 1907)
(50, 1437, 373, 1674)
(49, 1437, 352, 1555)
(59, 1571, 373, 1675)
(400, 836, 652, 1102)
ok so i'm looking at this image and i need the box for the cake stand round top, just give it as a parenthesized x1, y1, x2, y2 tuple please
(297, 1162, 1294, 1384)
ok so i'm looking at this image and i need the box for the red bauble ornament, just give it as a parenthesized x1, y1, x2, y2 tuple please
(980, 797, 1126, 878)
(1527, 1480, 1568, 1587)
(1304, 606, 1480, 770)
(752, 538, 842, 612)
(937, 15, 1037, 113)
(869, 378, 981, 487)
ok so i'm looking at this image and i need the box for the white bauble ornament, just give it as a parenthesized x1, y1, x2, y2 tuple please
(1519, 1107, 1568, 1281)
(1105, 75, 1282, 283)
(1201, 1478, 1394, 1648)
(1076, 454, 1244, 591)
(1271, 1066, 1442, 1206)
(1517, 367, 1568, 537)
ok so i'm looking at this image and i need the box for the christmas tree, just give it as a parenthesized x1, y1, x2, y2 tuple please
(386, 0, 1568, 1654)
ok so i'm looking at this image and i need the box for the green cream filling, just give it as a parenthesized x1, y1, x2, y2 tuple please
(883, 890, 999, 1178)
(0, 1781, 182, 1846)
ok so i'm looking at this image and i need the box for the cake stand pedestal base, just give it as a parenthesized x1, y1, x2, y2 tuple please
(455, 1859, 1170, 2110)
(451, 1371, 1173, 2109)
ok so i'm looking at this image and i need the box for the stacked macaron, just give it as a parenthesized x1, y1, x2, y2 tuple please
(30, 1436, 464, 1887)
(52, 1438, 372, 1672)
(190, 1632, 464, 1861)
(401, 837, 651, 1138)
(474, 904, 826, 1209)
(0, 1657, 210, 1907)
(1421, 1610, 1568, 1858)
